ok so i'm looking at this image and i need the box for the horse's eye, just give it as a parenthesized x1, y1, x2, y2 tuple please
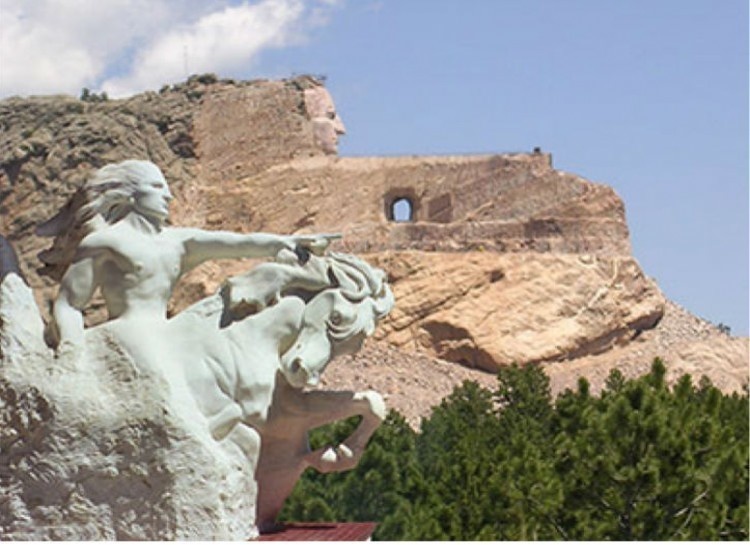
(330, 311, 342, 325)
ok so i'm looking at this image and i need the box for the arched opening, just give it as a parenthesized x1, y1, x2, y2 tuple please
(390, 197, 414, 222)
(384, 188, 418, 222)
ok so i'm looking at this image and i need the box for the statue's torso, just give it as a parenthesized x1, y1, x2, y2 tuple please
(85, 224, 185, 320)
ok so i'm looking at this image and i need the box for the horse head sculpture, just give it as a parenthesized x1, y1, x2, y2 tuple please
(84, 247, 395, 535)
(279, 252, 394, 388)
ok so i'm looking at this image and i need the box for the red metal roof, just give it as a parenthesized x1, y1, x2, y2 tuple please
(258, 522, 377, 541)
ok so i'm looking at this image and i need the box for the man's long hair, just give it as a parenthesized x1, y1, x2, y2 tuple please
(36, 160, 166, 280)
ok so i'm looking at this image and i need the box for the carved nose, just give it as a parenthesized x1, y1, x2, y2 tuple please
(333, 117, 346, 135)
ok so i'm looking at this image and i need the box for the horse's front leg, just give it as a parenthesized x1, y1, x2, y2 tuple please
(288, 389, 386, 473)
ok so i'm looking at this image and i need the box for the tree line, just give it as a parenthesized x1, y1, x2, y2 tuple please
(280, 359, 749, 540)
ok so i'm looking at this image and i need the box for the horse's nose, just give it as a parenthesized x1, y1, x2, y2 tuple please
(290, 357, 303, 374)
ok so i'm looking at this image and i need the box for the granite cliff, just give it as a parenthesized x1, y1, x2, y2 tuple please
(1, 75, 747, 426)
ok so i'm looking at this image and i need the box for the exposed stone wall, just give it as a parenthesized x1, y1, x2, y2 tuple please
(193, 80, 325, 185)
(198, 154, 631, 256)
(1, 77, 630, 297)
(0, 75, 641, 358)
(337, 216, 630, 255)
(365, 251, 664, 370)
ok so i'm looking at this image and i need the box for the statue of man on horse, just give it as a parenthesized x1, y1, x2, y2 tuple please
(5, 159, 394, 536)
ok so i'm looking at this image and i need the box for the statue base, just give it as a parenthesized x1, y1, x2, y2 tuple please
(258, 522, 377, 541)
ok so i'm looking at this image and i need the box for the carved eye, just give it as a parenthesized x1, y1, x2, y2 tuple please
(330, 311, 342, 326)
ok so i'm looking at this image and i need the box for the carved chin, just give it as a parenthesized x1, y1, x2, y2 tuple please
(312, 120, 338, 155)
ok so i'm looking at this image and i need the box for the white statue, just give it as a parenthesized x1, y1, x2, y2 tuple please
(37, 160, 334, 361)
(31, 159, 394, 535)
(176, 252, 392, 531)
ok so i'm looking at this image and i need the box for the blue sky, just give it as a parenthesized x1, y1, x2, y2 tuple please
(1, 0, 747, 334)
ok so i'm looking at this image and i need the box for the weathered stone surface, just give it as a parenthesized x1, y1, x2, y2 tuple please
(0, 72, 746, 507)
(364, 251, 664, 371)
(323, 301, 749, 429)
(196, 154, 631, 257)
(544, 300, 750, 396)
(0, 272, 256, 540)
(192, 77, 328, 185)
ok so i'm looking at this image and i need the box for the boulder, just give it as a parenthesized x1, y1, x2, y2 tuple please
(0, 272, 256, 540)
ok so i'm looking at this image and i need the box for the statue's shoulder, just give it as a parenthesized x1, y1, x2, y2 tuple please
(78, 227, 118, 251)
(161, 226, 197, 240)
(75, 224, 134, 260)
(157, 227, 204, 252)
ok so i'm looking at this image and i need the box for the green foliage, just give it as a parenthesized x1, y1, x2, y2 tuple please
(279, 412, 425, 540)
(716, 322, 732, 335)
(281, 359, 749, 540)
(79, 87, 108, 102)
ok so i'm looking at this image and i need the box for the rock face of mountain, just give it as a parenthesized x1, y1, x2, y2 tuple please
(1, 74, 747, 540)
(1, 74, 745, 390)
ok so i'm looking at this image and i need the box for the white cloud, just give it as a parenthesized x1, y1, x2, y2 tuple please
(0, 0, 170, 96)
(102, 0, 305, 97)
(0, 0, 340, 98)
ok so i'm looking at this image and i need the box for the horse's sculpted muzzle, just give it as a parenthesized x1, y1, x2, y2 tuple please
(286, 356, 320, 388)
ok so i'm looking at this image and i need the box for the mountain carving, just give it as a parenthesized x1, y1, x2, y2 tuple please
(1, 75, 746, 428)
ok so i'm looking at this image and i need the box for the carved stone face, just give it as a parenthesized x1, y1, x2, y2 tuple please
(133, 166, 173, 221)
(303, 86, 346, 155)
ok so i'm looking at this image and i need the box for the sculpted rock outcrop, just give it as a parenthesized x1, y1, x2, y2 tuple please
(1, 307, 257, 540)
(196, 154, 631, 257)
(0, 74, 746, 429)
(169, 151, 645, 373)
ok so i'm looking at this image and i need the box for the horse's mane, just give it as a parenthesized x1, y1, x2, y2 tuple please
(182, 251, 394, 336)
(325, 252, 394, 340)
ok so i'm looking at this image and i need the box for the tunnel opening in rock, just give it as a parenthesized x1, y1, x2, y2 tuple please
(390, 197, 414, 222)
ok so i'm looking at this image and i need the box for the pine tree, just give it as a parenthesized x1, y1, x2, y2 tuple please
(554, 359, 749, 540)
(280, 360, 748, 541)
